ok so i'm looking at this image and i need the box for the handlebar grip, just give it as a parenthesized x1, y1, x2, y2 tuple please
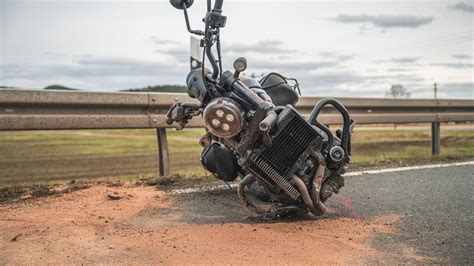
(213, 0, 223, 10)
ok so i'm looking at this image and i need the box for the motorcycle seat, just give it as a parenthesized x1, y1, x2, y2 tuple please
(259, 72, 299, 107)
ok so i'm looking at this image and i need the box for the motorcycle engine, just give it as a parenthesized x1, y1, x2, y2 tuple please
(247, 106, 324, 199)
(166, 0, 353, 217)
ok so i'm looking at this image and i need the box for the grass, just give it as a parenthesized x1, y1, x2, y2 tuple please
(0, 125, 473, 187)
(351, 129, 474, 167)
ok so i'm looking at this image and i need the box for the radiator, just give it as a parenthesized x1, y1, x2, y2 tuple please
(248, 107, 322, 199)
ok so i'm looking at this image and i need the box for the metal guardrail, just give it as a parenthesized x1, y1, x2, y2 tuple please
(1, 90, 473, 130)
(1, 89, 473, 175)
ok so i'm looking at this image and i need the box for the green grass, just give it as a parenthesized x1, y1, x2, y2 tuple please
(351, 129, 474, 167)
(0, 126, 473, 187)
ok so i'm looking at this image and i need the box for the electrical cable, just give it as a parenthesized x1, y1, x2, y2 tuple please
(216, 29, 223, 78)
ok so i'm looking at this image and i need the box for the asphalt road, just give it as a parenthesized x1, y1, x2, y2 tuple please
(165, 164, 473, 264)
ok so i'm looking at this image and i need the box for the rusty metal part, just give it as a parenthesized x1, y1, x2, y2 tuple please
(320, 173, 345, 202)
(198, 133, 212, 147)
(249, 153, 301, 200)
(235, 108, 266, 156)
(238, 174, 308, 217)
(310, 151, 328, 216)
(290, 176, 322, 216)
(237, 174, 272, 215)
(258, 110, 277, 132)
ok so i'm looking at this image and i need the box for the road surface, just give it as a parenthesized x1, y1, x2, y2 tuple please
(168, 163, 474, 263)
(1, 162, 472, 264)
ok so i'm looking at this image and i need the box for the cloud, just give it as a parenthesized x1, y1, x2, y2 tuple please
(78, 56, 166, 67)
(151, 38, 191, 63)
(1, 55, 188, 90)
(293, 71, 368, 96)
(303, 72, 364, 86)
(334, 14, 434, 28)
(76, 56, 188, 77)
(154, 40, 295, 65)
(319, 52, 355, 62)
(437, 82, 474, 98)
(388, 57, 420, 63)
(250, 60, 339, 71)
(452, 54, 472, 59)
(386, 68, 413, 72)
(431, 62, 474, 69)
(155, 46, 189, 63)
(224, 40, 293, 55)
(375, 57, 420, 64)
(371, 73, 425, 83)
(358, 25, 368, 35)
(450, 2, 474, 13)
(283, 69, 426, 97)
(150, 37, 180, 45)
(153, 41, 345, 76)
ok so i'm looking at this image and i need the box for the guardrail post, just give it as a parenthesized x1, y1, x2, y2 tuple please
(431, 122, 441, 156)
(156, 128, 170, 176)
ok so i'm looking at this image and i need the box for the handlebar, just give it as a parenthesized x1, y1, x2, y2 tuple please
(213, 0, 223, 10)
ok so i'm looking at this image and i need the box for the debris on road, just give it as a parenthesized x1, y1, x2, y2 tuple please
(107, 191, 124, 200)
(0, 183, 403, 264)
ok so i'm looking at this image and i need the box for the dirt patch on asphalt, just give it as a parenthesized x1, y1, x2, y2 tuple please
(0, 184, 404, 264)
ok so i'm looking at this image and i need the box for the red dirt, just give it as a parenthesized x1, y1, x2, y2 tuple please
(0, 185, 403, 264)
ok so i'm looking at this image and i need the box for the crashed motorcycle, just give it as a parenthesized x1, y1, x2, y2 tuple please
(166, 0, 355, 217)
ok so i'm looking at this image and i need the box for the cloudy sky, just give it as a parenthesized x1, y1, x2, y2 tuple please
(1, 0, 473, 98)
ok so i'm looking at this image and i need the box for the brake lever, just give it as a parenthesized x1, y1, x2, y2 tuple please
(166, 103, 202, 130)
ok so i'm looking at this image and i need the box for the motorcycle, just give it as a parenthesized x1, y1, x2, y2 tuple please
(166, 0, 355, 217)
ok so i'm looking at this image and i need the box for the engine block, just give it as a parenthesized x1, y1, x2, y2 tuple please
(248, 107, 323, 198)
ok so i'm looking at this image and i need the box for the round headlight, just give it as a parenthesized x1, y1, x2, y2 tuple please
(233, 57, 247, 72)
(203, 97, 244, 139)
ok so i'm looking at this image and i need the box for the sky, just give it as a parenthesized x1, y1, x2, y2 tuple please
(1, 0, 473, 99)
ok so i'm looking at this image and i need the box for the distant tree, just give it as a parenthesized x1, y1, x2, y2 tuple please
(122, 85, 187, 93)
(385, 84, 410, 98)
(386, 84, 410, 130)
(44, 85, 77, 91)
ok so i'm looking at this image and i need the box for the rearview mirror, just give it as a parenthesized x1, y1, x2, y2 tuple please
(170, 0, 194, 10)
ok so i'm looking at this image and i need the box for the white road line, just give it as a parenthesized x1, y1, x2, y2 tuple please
(344, 160, 474, 177)
(168, 160, 474, 195)
(168, 183, 238, 195)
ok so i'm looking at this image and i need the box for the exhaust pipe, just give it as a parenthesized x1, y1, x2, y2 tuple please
(290, 151, 328, 217)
